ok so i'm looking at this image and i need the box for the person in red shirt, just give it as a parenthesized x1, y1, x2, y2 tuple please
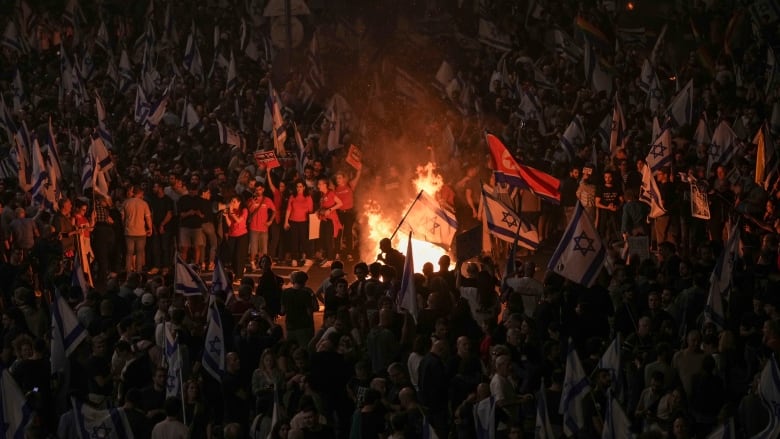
(333, 167, 361, 261)
(284, 180, 314, 266)
(223, 196, 249, 279)
(316, 178, 343, 268)
(246, 185, 276, 271)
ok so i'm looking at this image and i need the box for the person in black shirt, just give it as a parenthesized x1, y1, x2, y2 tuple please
(595, 170, 623, 243)
(377, 238, 405, 276)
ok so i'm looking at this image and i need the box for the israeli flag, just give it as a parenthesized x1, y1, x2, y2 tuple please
(398, 232, 418, 322)
(203, 295, 225, 382)
(72, 398, 134, 439)
(560, 344, 591, 436)
(602, 390, 633, 439)
(560, 115, 585, 161)
(51, 288, 88, 374)
(751, 355, 780, 439)
(164, 323, 182, 398)
(174, 254, 207, 296)
(597, 334, 625, 403)
(548, 202, 605, 288)
(0, 368, 33, 438)
(481, 189, 539, 250)
(535, 379, 554, 438)
(645, 129, 672, 173)
(705, 223, 740, 330)
(666, 79, 693, 127)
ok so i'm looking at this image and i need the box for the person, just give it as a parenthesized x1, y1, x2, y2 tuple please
(177, 181, 208, 265)
(333, 168, 361, 261)
(281, 271, 316, 349)
(199, 186, 218, 270)
(595, 170, 623, 243)
(266, 168, 288, 262)
(316, 177, 343, 268)
(151, 397, 189, 439)
(247, 184, 276, 271)
(91, 194, 116, 290)
(222, 196, 249, 279)
(285, 179, 313, 266)
(121, 185, 153, 273)
(146, 181, 175, 274)
(377, 238, 405, 276)
(256, 255, 284, 319)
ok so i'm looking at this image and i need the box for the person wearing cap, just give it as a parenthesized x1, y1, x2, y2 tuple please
(281, 270, 316, 348)
(122, 185, 153, 274)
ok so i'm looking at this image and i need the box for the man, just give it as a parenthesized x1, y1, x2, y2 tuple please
(560, 165, 580, 225)
(281, 271, 316, 348)
(145, 182, 174, 274)
(505, 261, 543, 318)
(122, 185, 153, 273)
(222, 352, 250, 424)
(246, 184, 275, 271)
(140, 367, 168, 425)
(52, 197, 75, 258)
(491, 354, 524, 435)
(177, 181, 208, 264)
(377, 237, 405, 276)
(418, 339, 449, 438)
(595, 170, 623, 242)
(288, 402, 335, 439)
(151, 397, 188, 439)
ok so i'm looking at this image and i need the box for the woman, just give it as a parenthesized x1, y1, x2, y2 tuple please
(267, 169, 289, 262)
(223, 196, 249, 279)
(264, 420, 290, 439)
(316, 177, 343, 268)
(333, 168, 361, 261)
(252, 349, 286, 436)
(183, 379, 212, 439)
(284, 180, 313, 266)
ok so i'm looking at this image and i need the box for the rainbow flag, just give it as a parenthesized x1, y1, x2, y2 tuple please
(576, 16, 611, 51)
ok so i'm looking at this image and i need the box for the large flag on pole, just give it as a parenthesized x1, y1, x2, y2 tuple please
(704, 223, 740, 330)
(597, 334, 624, 402)
(398, 191, 458, 250)
(666, 79, 694, 127)
(547, 203, 605, 288)
(609, 97, 628, 156)
(203, 295, 226, 382)
(645, 128, 672, 172)
(71, 398, 134, 439)
(535, 379, 554, 438)
(164, 323, 182, 398)
(751, 354, 780, 439)
(640, 164, 666, 218)
(50, 288, 88, 374)
(560, 344, 591, 436)
(602, 390, 632, 439)
(486, 133, 560, 203)
(0, 368, 33, 438)
(707, 120, 739, 175)
(481, 189, 539, 250)
(755, 123, 778, 190)
(560, 116, 586, 162)
(174, 254, 207, 296)
(398, 232, 418, 322)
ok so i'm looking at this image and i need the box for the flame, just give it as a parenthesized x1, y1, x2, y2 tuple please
(360, 161, 453, 273)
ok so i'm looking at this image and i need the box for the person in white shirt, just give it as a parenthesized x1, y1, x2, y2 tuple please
(151, 397, 189, 439)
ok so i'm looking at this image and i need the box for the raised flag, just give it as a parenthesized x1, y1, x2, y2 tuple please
(666, 79, 694, 127)
(560, 115, 586, 161)
(602, 390, 632, 439)
(95, 92, 114, 149)
(143, 96, 168, 134)
(584, 40, 613, 95)
(705, 223, 740, 330)
(552, 29, 583, 63)
(639, 164, 666, 218)
(751, 355, 780, 439)
(88, 134, 112, 171)
(399, 191, 458, 250)
(164, 323, 182, 398)
(706, 419, 735, 439)
(71, 398, 134, 439)
(51, 288, 88, 374)
(560, 344, 592, 436)
(326, 95, 342, 151)
(0, 94, 17, 142)
(2, 21, 25, 53)
(474, 395, 496, 439)
(211, 257, 230, 295)
(226, 51, 237, 92)
(597, 334, 624, 402)
(181, 99, 202, 133)
(118, 49, 133, 93)
(650, 23, 668, 66)
(96, 21, 110, 54)
(535, 379, 554, 438)
(707, 120, 739, 175)
(481, 189, 539, 250)
(174, 254, 207, 296)
(548, 202, 605, 287)
(646, 129, 672, 172)
(694, 115, 711, 145)
(0, 368, 33, 438)
(610, 97, 627, 155)
(11, 68, 26, 113)
(216, 120, 246, 150)
(398, 232, 418, 322)
(486, 133, 561, 203)
(183, 24, 204, 81)
(575, 15, 611, 51)
(755, 123, 778, 190)
(266, 83, 288, 154)
(203, 295, 226, 382)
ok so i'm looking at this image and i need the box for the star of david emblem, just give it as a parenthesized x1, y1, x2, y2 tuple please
(572, 231, 596, 256)
(708, 143, 720, 157)
(91, 423, 112, 439)
(650, 88, 663, 99)
(167, 372, 177, 392)
(427, 217, 441, 234)
(649, 143, 666, 159)
(501, 211, 518, 228)
(208, 336, 222, 356)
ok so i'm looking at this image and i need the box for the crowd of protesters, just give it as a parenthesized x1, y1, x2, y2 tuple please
(2, 0, 780, 438)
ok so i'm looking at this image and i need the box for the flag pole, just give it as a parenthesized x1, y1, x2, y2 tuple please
(178, 333, 187, 426)
(389, 190, 424, 241)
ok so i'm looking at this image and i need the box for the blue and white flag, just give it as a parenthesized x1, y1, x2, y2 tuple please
(88, 134, 112, 171)
(398, 232, 418, 322)
(0, 94, 16, 142)
(422, 417, 440, 439)
(560, 344, 591, 437)
(215, 120, 246, 150)
(51, 288, 88, 374)
(481, 189, 539, 250)
(0, 368, 33, 438)
(609, 98, 627, 155)
(164, 323, 182, 398)
(694, 115, 711, 146)
(183, 23, 204, 81)
(706, 418, 735, 439)
(118, 49, 134, 93)
(304, 33, 325, 93)
(11, 68, 26, 113)
(161, 1, 178, 47)
(399, 191, 458, 250)
(584, 40, 613, 96)
(602, 390, 633, 439)
(474, 395, 496, 439)
(552, 29, 583, 62)
(707, 120, 739, 175)
(548, 203, 605, 287)
(180, 98, 202, 133)
(560, 115, 585, 161)
(203, 295, 225, 382)
(266, 82, 287, 154)
(211, 257, 229, 295)
(597, 334, 625, 403)
(646, 128, 672, 172)
(666, 79, 694, 127)
(72, 398, 134, 439)
(226, 51, 237, 92)
(705, 223, 740, 330)
(174, 254, 207, 296)
(640, 164, 666, 219)
(95, 92, 114, 149)
(535, 379, 554, 438)
(2, 21, 25, 53)
(143, 96, 168, 134)
(751, 355, 780, 439)
(96, 21, 111, 54)
(29, 138, 49, 207)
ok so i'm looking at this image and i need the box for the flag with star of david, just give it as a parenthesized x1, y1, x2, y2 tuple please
(0, 368, 32, 439)
(547, 202, 605, 287)
(704, 223, 740, 330)
(71, 397, 133, 439)
(645, 128, 671, 173)
(203, 295, 225, 382)
(751, 355, 780, 439)
(399, 191, 458, 250)
(164, 323, 183, 399)
(481, 189, 539, 250)
(707, 120, 739, 176)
